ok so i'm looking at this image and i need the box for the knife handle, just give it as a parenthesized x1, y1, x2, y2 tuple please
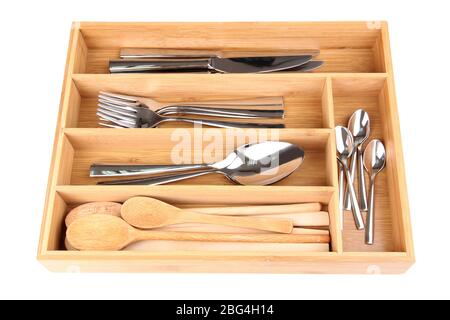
(109, 59, 211, 73)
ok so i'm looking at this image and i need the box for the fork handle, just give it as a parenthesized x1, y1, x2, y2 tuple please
(90, 163, 210, 178)
(159, 97, 284, 109)
(109, 59, 211, 73)
(161, 118, 284, 129)
(158, 106, 284, 119)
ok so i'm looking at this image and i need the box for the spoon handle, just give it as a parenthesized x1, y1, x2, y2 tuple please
(98, 170, 217, 185)
(189, 203, 322, 215)
(338, 163, 345, 231)
(365, 178, 376, 245)
(344, 166, 365, 230)
(181, 211, 294, 234)
(134, 230, 330, 243)
(357, 146, 369, 211)
(90, 163, 209, 177)
(344, 151, 358, 210)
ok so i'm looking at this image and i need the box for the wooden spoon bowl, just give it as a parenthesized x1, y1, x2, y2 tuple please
(65, 202, 121, 227)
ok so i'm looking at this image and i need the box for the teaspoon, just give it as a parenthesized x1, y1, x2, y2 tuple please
(344, 109, 370, 211)
(335, 126, 365, 230)
(363, 139, 386, 245)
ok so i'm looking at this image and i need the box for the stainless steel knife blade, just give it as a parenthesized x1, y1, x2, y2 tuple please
(278, 60, 324, 73)
(211, 56, 313, 73)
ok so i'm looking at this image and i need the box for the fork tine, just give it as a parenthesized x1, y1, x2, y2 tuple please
(99, 91, 140, 103)
(99, 122, 124, 128)
(98, 109, 137, 124)
(98, 116, 112, 122)
(98, 98, 140, 111)
(98, 103, 138, 118)
(97, 115, 133, 128)
(97, 111, 135, 128)
(97, 108, 137, 123)
(98, 93, 141, 107)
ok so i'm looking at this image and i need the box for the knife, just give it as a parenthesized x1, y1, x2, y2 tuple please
(109, 55, 313, 74)
(120, 48, 321, 59)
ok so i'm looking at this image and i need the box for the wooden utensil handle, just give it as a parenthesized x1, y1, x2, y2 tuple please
(251, 212, 329, 227)
(135, 231, 330, 243)
(183, 211, 293, 234)
(157, 224, 329, 235)
(124, 240, 330, 252)
(188, 203, 322, 215)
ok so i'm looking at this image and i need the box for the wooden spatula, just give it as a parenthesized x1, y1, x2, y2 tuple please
(67, 215, 330, 251)
(121, 197, 294, 234)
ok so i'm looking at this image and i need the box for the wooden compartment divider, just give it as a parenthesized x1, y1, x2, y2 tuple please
(38, 22, 414, 273)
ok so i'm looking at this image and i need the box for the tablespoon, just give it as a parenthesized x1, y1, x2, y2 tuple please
(344, 109, 370, 211)
(335, 126, 365, 230)
(363, 139, 386, 245)
(95, 141, 304, 186)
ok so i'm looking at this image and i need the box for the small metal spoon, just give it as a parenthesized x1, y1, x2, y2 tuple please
(335, 126, 365, 230)
(344, 109, 370, 211)
(363, 139, 386, 245)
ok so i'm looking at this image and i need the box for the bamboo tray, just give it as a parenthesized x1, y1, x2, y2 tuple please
(37, 22, 414, 273)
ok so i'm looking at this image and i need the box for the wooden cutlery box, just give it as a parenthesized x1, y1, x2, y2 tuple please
(38, 22, 414, 273)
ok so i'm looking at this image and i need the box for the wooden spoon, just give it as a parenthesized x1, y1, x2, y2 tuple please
(121, 197, 293, 234)
(67, 215, 330, 251)
(65, 202, 121, 227)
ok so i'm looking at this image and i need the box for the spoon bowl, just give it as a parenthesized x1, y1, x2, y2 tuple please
(348, 109, 370, 146)
(67, 214, 132, 251)
(363, 140, 386, 176)
(335, 126, 355, 163)
(222, 141, 304, 185)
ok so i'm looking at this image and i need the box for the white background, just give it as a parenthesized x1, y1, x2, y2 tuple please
(0, 0, 449, 300)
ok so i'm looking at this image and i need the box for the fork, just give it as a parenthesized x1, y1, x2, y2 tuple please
(98, 92, 284, 119)
(97, 104, 285, 129)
